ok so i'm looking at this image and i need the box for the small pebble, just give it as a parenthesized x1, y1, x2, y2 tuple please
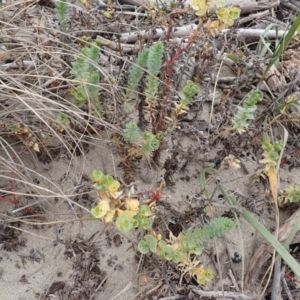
(138, 274, 149, 286)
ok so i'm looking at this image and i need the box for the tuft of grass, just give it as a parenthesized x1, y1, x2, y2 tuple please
(0, 2, 117, 225)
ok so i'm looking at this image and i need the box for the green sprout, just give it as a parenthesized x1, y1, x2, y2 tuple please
(56, 112, 70, 128)
(91, 171, 114, 190)
(260, 137, 283, 170)
(232, 89, 263, 134)
(126, 41, 164, 105)
(194, 266, 214, 285)
(157, 240, 175, 261)
(139, 205, 152, 217)
(138, 235, 157, 254)
(138, 217, 152, 230)
(124, 121, 139, 143)
(175, 80, 200, 116)
(216, 6, 240, 26)
(70, 42, 102, 117)
(126, 48, 149, 100)
(280, 185, 300, 205)
(55, 0, 69, 33)
(123, 122, 162, 159)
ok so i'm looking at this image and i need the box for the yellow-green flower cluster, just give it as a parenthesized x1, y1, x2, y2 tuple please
(216, 6, 240, 26)
(193, 266, 213, 285)
(91, 171, 153, 232)
(191, 0, 240, 37)
(91, 170, 120, 192)
(91, 171, 122, 223)
(191, 0, 213, 17)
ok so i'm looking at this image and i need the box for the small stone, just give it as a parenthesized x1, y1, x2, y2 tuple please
(139, 274, 149, 286)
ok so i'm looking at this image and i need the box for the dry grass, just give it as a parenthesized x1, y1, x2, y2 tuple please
(0, 1, 124, 222)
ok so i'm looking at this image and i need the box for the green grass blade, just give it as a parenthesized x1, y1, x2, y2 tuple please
(219, 185, 300, 279)
(265, 12, 300, 74)
(199, 170, 208, 198)
(283, 211, 300, 249)
(256, 24, 279, 59)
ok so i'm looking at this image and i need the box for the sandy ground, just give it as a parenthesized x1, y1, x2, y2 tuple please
(0, 139, 139, 299)
(1, 127, 298, 299)
(1, 94, 300, 299)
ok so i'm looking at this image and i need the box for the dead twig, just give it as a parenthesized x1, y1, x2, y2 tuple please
(158, 296, 188, 300)
(271, 259, 282, 300)
(189, 286, 256, 299)
(238, 10, 270, 25)
(108, 282, 133, 300)
(129, 280, 164, 300)
(96, 36, 140, 53)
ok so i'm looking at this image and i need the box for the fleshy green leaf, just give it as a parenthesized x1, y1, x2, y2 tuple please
(139, 218, 152, 230)
(116, 215, 134, 233)
(149, 139, 160, 150)
(139, 205, 152, 217)
(138, 235, 157, 254)
(138, 239, 150, 254)
(172, 252, 181, 263)
(143, 131, 153, 141)
(56, 113, 70, 127)
(163, 246, 174, 261)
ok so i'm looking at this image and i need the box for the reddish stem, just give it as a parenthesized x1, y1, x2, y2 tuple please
(0, 196, 17, 204)
(166, 34, 196, 80)
(9, 173, 19, 204)
(157, 31, 197, 132)
(23, 3, 30, 23)
(11, 147, 29, 161)
(165, 25, 173, 42)
(285, 272, 300, 284)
